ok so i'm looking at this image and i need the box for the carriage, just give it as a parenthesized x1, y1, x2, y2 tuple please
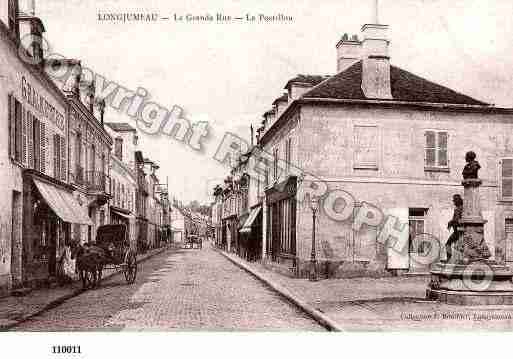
(95, 224, 138, 284)
(74, 224, 138, 289)
(183, 234, 202, 249)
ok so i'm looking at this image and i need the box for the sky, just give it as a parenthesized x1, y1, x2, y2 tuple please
(35, 0, 513, 204)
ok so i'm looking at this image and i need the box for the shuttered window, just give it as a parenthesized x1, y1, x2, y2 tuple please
(27, 112, 34, 168)
(500, 158, 513, 201)
(285, 138, 292, 172)
(115, 138, 123, 161)
(273, 148, 278, 180)
(40, 122, 46, 174)
(425, 130, 448, 168)
(22, 108, 27, 165)
(60, 136, 67, 181)
(33, 117, 41, 171)
(54, 134, 61, 179)
(9, 95, 24, 163)
(354, 125, 379, 169)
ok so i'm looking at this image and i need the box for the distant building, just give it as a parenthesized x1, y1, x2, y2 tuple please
(170, 204, 185, 242)
(104, 122, 138, 250)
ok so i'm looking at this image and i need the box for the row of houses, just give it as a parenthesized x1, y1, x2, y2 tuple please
(212, 12, 513, 278)
(0, 1, 172, 296)
(168, 202, 211, 243)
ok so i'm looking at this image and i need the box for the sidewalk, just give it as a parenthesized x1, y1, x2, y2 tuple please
(219, 250, 513, 331)
(0, 245, 171, 331)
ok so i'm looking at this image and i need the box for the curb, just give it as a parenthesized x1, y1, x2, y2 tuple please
(1, 246, 171, 331)
(216, 248, 344, 332)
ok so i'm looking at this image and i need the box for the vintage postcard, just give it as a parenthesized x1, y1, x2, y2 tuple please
(1, 0, 513, 353)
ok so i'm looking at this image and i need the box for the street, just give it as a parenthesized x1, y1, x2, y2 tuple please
(11, 244, 324, 331)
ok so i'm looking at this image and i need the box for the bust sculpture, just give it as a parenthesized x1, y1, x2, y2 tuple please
(462, 151, 480, 179)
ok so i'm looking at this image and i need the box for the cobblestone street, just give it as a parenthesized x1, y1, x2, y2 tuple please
(10, 245, 324, 331)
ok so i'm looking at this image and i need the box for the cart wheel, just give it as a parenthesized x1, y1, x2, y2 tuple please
(124, 252, 137, 284)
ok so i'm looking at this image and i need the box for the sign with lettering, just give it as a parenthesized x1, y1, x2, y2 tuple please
(21, 76, 65, 132)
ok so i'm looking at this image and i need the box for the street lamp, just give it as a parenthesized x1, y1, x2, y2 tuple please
(309, 196, 319, 281)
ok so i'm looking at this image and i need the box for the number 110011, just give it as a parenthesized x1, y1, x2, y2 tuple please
(52, 345, 81, 354)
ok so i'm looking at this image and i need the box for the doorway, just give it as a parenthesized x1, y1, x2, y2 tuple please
(11, 191, 22, 287)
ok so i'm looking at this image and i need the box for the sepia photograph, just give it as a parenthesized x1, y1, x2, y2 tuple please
(1, 0, 513, 355)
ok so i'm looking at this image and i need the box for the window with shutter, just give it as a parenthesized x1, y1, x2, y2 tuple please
(33, 117, 40, 171)
(60, 136, 66, 182)
(354, 125, 379, 169)
(500, 158, 513, 201)
(425, 130, 449, 169)
(285, 138, 292, 172)
(27, 112, 34, 168)
(8, 94, 15, 159)
(273, 148, 278, 180)
(40, 122, 46, 173)
(22, 108, 27, 165)
(14, 99, 23, 162)
(54, 134, 61, 179)
(115, 138, 123, 161)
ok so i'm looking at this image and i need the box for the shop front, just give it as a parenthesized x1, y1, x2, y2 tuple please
(239, 205, 263, 262)
(265, 176, 297, 267)
(22, 170, 92, 287)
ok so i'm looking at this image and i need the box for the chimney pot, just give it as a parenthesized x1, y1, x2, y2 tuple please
(336, 33, 362, 73)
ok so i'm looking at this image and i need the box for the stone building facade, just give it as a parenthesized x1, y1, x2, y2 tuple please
(250, 19, 513, 278)
(104, 123, 138, 250)
(0, 0, 92, 291)
(55, 61, 113, 246)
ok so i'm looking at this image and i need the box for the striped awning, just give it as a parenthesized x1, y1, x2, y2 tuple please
(33, 178, 93, 225)
(239, 206, 261, 234)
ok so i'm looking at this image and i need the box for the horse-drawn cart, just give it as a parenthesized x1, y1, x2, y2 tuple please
(73, 224, 137, 289)
(183, 235, 202, 249)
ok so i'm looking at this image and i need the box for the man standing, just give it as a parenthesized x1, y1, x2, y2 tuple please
(446, 194, 463, 261)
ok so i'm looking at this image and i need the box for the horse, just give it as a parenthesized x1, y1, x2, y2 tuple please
(71, 242, 107, 289)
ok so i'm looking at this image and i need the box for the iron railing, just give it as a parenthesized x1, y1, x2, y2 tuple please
(85, 171, 110, 195)
(72, 165, 85, 185)
(70, 167, 110, 196)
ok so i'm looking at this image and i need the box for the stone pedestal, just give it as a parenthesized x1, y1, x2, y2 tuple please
(427, 178, 513, 305)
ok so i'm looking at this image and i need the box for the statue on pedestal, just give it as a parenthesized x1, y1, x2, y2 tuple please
(427, 151, 513, 305)
(445, 194, 463, 262)
(462, 151, 480, 179)
(456, 151, 490, 263)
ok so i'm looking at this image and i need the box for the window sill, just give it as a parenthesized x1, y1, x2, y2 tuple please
(424, 166, 450, 173)
(353, 165, 379, 171)
(497, 199, 513, 204)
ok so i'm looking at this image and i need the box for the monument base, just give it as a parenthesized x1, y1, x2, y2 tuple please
(426, 261, 513, 305)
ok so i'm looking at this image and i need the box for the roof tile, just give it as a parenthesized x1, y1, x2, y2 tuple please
(302, 61, 488, 106)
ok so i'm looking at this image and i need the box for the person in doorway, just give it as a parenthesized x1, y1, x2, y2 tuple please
(446, 194, 463, 261)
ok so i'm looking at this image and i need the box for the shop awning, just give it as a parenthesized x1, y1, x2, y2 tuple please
(111, 208, 134, 220)
(33, 178, 93, 225)
(239, 206, 261, 234)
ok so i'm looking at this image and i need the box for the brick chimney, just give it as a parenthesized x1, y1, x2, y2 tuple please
(360, 0, 392, 99)
(336, 33, 362, 73)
